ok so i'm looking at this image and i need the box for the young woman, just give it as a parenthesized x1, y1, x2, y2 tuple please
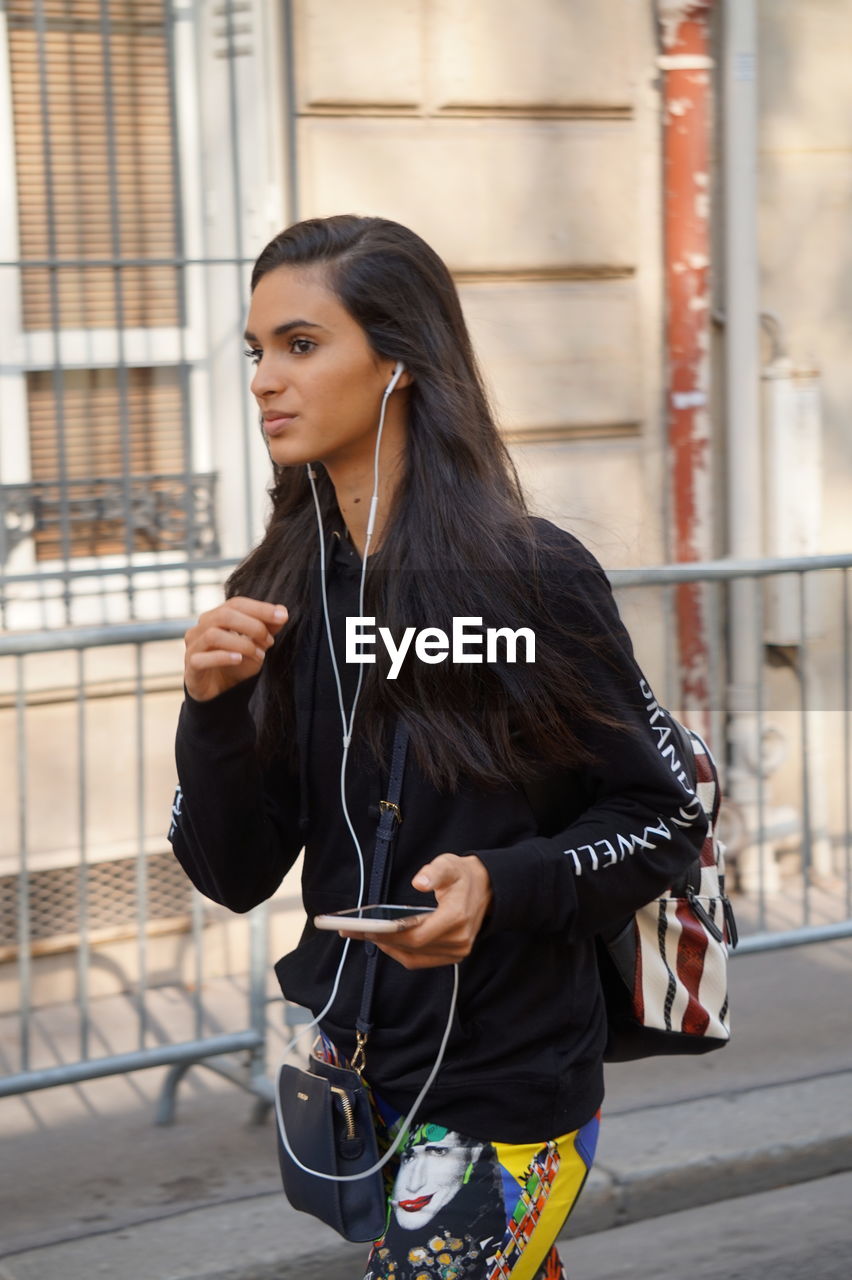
(169, 214, 706, 1279)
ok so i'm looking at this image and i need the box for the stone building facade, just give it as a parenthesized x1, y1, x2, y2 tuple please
(0, 0, 849, 974)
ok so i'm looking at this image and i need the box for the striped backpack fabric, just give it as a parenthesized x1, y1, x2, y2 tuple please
(598, 722, 739, 1061)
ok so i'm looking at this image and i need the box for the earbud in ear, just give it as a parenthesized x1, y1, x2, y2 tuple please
(385, 361, 405, 395)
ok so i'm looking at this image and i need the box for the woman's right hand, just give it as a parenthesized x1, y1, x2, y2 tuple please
(183, 597, 289, 702)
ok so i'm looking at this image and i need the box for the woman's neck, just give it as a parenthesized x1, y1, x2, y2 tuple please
(325, 420, 407, 558)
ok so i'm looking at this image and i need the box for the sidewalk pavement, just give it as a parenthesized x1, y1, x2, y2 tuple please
(1, 935, 851, 1280)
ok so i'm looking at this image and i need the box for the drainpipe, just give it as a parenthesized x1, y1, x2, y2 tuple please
(722, 0, 761, 579)
(721, 0, 768, 881)
(656, 1, 715, 732)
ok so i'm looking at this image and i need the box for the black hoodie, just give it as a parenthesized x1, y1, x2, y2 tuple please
(168, 520, 706, 1142)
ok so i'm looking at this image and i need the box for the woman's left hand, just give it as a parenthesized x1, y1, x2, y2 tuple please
(341, 853, 493, 969)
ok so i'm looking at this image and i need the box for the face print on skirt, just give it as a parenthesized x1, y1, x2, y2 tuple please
(363, 1115, 599, 1280)
(368, 1124, 505, 1279)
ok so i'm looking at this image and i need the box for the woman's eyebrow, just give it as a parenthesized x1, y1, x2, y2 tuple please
(243, 318, 328, 342)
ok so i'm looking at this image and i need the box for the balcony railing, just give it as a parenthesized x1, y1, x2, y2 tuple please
(0, 472, 219, 564)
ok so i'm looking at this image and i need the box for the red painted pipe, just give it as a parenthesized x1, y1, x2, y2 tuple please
(659, 1, 715, 725)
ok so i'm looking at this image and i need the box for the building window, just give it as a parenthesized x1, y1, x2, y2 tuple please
(7, 0, 180, 331)
(0, 0, 221, 583)
(24, 365, 216, 560)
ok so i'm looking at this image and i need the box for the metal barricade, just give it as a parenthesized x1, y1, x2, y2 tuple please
(0, 620, 275, 1116)
(610, 551, 852, 956)
(1, 552, 850, 1106)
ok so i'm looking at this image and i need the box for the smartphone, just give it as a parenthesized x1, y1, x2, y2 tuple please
(313, 904, 434, 934)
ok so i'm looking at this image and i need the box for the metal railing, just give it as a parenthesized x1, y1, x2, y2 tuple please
(0, 473, 220, 564)
(0, 551, 850, 1104)
(0, 617, 274, 1114)
(610, 551, 852, 954)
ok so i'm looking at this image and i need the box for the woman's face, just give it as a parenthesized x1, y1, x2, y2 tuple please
(392, 1130, 483, 1230)
(244, 264, 406, 474)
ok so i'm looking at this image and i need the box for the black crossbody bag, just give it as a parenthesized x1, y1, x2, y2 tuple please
(274, 721, 409, 1242)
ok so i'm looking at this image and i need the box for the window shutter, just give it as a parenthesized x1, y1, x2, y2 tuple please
(27, 366, 188, 559)
(7, 0, 180, 330)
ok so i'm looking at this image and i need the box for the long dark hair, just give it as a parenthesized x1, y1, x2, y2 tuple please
(228, 215, 620, 789)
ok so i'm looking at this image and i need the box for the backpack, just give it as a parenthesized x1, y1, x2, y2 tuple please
(597, 721, 738, 1061)
(522, 719, 738, 1061)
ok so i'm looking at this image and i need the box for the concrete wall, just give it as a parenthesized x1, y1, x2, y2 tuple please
(292, 0, 668, 568)
(0, 643, 185, 877)
(756, 0, 852, 555)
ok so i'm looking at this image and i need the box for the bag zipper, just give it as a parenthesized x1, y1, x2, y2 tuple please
(330, 1085, 357, 1141)
(684, 886, 725, 943)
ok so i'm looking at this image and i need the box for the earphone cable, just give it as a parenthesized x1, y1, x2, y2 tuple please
(275, 367, 459, 1181)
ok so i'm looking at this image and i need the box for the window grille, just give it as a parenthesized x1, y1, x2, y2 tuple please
(0, 0, 221, 581)
(7, 0, 180, 330)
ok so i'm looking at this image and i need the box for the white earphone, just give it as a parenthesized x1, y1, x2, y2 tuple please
(385, 360, 405, 396)
(287, 348, 459, 1185)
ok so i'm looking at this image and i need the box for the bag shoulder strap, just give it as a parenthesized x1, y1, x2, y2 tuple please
(670, 718, 722, 827)
(355, 719, 410, 1042)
